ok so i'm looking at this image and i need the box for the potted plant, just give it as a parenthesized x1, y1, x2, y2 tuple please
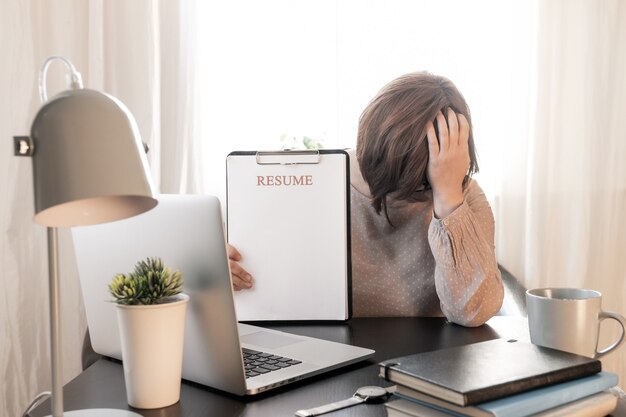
(108, 257, 188, 409)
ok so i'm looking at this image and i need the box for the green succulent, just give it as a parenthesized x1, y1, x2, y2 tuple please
(108, 257, 183, 305)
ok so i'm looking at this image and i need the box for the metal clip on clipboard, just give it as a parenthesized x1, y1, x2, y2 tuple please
(255, 150, 321, 165)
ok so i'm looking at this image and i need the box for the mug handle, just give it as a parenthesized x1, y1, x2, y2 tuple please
(595, 311, 626, 358)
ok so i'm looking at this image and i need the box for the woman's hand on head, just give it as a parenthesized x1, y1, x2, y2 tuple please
(426, 108, 470, 219)
(227, 244, 254, 291)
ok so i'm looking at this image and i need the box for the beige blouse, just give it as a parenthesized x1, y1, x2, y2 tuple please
(349, 150, 503, 326)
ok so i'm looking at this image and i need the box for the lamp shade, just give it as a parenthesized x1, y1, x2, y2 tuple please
(29, 89, 157, 227)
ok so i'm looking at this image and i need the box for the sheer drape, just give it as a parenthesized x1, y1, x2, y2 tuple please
(495, 0, 626, 383)
(0, 2, 196, 416)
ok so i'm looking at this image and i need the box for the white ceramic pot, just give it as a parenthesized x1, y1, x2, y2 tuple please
(116, 293, 189, 409)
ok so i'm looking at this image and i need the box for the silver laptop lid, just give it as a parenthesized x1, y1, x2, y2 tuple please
(73, 194, 248, 395)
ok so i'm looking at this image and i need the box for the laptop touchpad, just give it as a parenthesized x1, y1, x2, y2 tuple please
(241, 331, 303, 349)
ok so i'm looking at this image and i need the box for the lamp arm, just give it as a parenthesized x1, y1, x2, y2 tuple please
(39, 56, 83, 104)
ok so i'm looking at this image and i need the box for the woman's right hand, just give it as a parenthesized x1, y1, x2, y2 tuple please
(426, 108, 470, 219)
(227, 244, 254, 291)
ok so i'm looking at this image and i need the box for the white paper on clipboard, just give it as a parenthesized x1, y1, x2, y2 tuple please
(226, 149, 351, 321)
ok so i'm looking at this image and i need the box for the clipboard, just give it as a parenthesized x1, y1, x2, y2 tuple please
(226, 149, 351, 321)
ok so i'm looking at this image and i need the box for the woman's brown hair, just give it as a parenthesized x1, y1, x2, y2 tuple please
(356, 71, 478, 220)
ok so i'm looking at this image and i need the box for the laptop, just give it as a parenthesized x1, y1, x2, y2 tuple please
(72, 194, 374, 395)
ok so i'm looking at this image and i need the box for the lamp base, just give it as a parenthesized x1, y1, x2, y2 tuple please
(44, 409, 143, 417)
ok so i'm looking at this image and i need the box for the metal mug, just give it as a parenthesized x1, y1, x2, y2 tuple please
(526, 288, 626, 358)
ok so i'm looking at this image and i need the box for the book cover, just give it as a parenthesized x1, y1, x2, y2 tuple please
(378, 338, 601, 406)
(394, 371, 617, 417)
(385, 391, 617, 417)
(534, 390, 617, 417)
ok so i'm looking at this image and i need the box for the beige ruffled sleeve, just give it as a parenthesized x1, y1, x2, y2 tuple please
(428, 180, 504, 326)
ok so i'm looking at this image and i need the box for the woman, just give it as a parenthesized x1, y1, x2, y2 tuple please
(229, 72, 503, 327)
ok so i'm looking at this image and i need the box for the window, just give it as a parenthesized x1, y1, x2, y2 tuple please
(194, 0, 532, 201)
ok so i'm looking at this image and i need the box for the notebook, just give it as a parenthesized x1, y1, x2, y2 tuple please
(72, 194, 374, 395)
(379, 338, 601, 406)
(226, 150, 351, 321)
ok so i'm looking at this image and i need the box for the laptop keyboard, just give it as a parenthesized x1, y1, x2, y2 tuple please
(242, 348, 302, 378)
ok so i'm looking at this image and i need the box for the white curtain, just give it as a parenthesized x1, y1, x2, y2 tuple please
(495, 0, 626, 384)
(0, 2, 197, 416)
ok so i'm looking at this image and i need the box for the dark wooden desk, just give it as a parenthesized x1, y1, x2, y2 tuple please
(31, 317, 626, 417)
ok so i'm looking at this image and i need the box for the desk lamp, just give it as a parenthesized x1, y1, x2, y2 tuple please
(14, 56, 158, 417)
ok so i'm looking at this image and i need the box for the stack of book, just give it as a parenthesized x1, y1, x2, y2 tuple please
(379, 338, 619, 417)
